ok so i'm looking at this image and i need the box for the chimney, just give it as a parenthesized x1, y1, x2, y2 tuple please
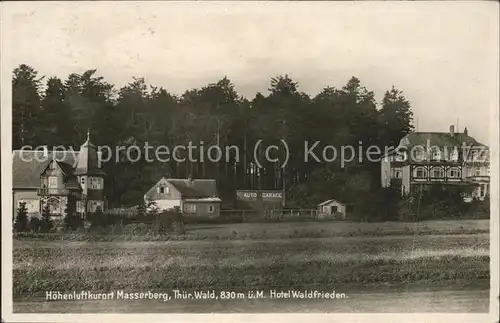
(464, 127, 468, 136)
(42, 145, 49, 159)
(449, 125, 455, 136)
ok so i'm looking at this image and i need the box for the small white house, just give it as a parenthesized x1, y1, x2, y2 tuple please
(143, 177, 221, 216)
(317, 199, 347, 219)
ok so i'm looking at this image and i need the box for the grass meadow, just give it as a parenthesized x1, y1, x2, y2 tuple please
(13, 219, 490, 242)
(13, 220, 490, 301)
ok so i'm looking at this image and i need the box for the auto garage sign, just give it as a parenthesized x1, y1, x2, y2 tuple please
(236, 190, 284, 203)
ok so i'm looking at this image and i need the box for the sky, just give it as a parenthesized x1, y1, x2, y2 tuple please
(1, 1, 498, 145)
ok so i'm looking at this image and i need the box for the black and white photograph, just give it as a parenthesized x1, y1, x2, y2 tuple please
(1, 1, 499, 322)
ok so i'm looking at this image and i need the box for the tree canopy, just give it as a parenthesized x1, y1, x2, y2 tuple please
(12, 65, 414, 215)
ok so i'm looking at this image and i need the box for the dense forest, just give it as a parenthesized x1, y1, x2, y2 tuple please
(12, 64, 414, 216)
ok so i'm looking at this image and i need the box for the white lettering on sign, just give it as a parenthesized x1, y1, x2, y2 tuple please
(262, 192, 282, 199)
(237, 191, 283, 201)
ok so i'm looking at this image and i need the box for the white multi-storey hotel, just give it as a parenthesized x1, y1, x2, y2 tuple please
(381, 125, 490, 201)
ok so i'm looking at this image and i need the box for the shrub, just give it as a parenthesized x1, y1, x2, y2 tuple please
(122, 223, 150, 235)
(64, 208, 84, 231)
(29, 217, 42, 232)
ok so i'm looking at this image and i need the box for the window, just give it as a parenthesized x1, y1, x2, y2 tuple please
(208, 204, 214, 213)
(184, 204, 196, 213)
(90, 177, 101, 189)
(331, 205, 338, 213)
(431, 168, 444, 178)
(449, 168, 460, 178)
(157, 186, 169, 194)
(90, 200, 102, 212)
(475, 168, 481, 176)
(48, 176, 58, 188)
(393, 168, 402, 179)
(431, 149, 441, 160)
(49, 161, 56, 169)
(480, 184, 488, 197)
(449, 148, 459, 161)
(414, 167, 427, 179)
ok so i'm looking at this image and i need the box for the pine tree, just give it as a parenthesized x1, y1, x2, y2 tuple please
(12, 64, 43, 148)
(15, 202, 28, 232)
(379, 86, 414, 148)
(41, 203, 53, 232)
(39, 77, 74, 148)
(146, 197, 160, 216)
(63, 207, 75, 231)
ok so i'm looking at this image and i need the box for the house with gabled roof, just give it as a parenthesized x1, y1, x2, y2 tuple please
(317, 199, 347, 220)
(381, 125, 490, 200)
(12, 131, 106, 218)
(144, 177, 221, 217)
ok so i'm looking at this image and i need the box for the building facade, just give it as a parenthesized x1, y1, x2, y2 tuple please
(12, 132, 106, 218)
(381, 125, 490, 201)
(144, 177, 221, 217)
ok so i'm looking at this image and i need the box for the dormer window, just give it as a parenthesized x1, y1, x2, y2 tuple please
(395, 152, 406, 162)
(449, 148, 459, 161)
(413, 148, 425, 161)
(431, 149, 441, 161)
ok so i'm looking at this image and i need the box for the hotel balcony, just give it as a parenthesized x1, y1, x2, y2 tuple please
(38, 188, 82, 198)
(38, 188, 69, 196)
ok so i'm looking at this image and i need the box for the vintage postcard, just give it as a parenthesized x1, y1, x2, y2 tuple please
(1, 1, 499, 322)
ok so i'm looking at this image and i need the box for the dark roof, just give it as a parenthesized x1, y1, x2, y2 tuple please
(56, 161, 74, 176)
(74, 136, 105, 175)
(144, 177, 219, 198)
(168, 179, 218, 198)
(13, 150, 80, 189)
(401, 132, 486, 148)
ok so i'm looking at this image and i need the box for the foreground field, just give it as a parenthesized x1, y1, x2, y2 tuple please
(13, 219, 490, 242)
(184, 219, 490, 239)
(14, 233, 489, 305)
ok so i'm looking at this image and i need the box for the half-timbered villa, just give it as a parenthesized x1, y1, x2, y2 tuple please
(12, 131, 106, 218)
